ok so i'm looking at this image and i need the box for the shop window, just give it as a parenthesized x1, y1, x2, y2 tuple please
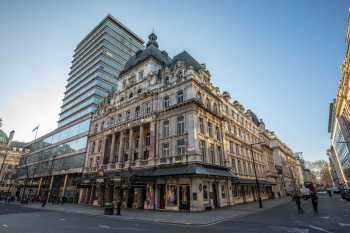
(221, 184, 226, 199)
(166, 185, 177, 206)
(203, 185, 208, 200)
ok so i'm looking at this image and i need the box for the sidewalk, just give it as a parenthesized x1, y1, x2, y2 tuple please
(12, 198, 290, 225)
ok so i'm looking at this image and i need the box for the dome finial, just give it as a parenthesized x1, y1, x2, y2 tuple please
(146, 31, 159, 48)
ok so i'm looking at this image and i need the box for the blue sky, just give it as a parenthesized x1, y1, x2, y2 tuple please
(0, 0, 349, 161)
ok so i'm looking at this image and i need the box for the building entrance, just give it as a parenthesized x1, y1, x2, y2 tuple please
(212, 183, 218, 208)
(179, 185, 190, 211)
(158, 184, 166, 209)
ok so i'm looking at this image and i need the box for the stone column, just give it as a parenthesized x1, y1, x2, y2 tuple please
(118, 132, 124, 162)
(109, 133, 116, 163)
(129, 128, 134, 162)
(149, 122, 156, 159)
(138, 125, 144, 160)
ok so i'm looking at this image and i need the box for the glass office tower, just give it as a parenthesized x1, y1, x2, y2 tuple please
(17, 15, 144, 202)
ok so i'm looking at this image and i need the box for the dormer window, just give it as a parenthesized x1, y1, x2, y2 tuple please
(122, 80, 127, 88)
(137, 88, 142, 94)
(138, 70, 144, 81)
(164, 77, 170, 86)
(176, 71, 183, 81)
(120, 96, 124, 102)
(129, 92, 133, 99)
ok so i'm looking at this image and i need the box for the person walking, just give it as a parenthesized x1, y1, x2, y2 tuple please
(310, 193, 318, 215)
(293, 192, 304, 215)
(41, 195, 47, 207)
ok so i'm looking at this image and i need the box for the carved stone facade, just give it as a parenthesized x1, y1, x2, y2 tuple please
(79, 33, 290, 211)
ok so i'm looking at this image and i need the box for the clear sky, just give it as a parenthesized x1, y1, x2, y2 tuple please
(0, 0, 349, 161)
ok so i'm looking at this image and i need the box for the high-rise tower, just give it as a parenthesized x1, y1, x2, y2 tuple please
(17, 16, 143, 201)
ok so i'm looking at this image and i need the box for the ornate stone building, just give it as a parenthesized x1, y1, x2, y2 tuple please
(79, 33, 288, 211)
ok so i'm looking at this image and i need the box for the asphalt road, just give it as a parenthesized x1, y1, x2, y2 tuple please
(1, 193, 350, 233)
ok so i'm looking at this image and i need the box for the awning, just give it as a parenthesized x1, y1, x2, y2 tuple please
(233, 178, 274, 186)
(105, 165, 238, 179)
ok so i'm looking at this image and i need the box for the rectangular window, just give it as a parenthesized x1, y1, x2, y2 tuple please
(199, 117, 204, 134)
(145, 102, 151, 114)
(216, 126, 221, 140)
(162, 143, 169, 157)
(209, 144, 215, 164)
(229, 142, 234, 153)
(177, 115, 185, 135)
(200, 140, 206, 162)
(177, 139, 185, 155)
(217, 145, 222, 165)
(208, 122, 213, 137)
(176, 90, 184, 103)
(163, 120, 169, 138)
(135, 106, 141, 118)
(163, 96, 170, 108)
(126, 111, 131, 121)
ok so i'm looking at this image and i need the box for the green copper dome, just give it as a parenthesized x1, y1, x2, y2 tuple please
(0, 129, 8, 145)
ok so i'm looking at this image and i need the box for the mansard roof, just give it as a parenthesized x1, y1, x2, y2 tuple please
(120, 33, 203, 76)
(171, 51, 202, 71)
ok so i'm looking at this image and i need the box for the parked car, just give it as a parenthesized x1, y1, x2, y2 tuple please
(300, 187, 311, 200)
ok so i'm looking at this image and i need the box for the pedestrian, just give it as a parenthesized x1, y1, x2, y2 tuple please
(310, 193, 318, 215)
(327, 189, 332, 197)
(41, 195, 47, 207)
(293, 192, 304, 215)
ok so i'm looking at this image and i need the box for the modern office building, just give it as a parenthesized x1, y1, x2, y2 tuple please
(17, 15, 144, 202)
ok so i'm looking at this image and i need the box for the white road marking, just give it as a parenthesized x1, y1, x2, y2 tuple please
(339, 222, 350, 227)
(320, 216, 330, 219)
(1, 224, 8, 228)
(59, 218, 66, 221)
(269, 226, 309, 233)
(308, 225, 333, 233)
(98, 224, 111, 229)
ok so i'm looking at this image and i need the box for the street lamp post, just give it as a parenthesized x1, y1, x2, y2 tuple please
(250, 141, 265, 209)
